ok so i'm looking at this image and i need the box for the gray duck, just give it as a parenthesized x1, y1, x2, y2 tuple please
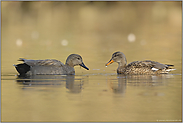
(14, 54, 89, 76)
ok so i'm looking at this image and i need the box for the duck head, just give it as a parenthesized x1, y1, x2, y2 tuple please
(105, 51, 127, 67)
(66, 54, 89, 70)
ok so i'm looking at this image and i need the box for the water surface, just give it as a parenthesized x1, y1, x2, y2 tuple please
(1, 1, 182, 122)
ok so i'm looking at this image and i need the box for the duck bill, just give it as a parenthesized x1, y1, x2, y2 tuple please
(79, 62, 89, 70)
(105, 59, 114, 66)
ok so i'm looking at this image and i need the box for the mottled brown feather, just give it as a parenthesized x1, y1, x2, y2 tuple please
(106, 52, 175, 75)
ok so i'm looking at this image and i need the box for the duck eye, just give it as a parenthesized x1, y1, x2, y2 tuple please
(114, 54, 118, 57)
(77, 58, 80, 60)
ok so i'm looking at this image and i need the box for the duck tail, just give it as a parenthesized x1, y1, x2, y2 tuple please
(13, 64, 17, 67)
(166, 64, 174, 67)
(161, 66, 176, 74)
(18, 58, 26, 62)
(14, 63, 30, 75)
(152, 64, 176, 74)
(165, 68, 176, 72)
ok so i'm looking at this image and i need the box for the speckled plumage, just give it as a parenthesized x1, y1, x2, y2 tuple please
(14, 54, 89, 76)
(106, 51, 175, 75)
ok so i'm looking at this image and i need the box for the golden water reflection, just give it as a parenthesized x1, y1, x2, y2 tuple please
(1, 1, 182, 122)
(16, 75, 88, 93)
(2, 74, 179, 122)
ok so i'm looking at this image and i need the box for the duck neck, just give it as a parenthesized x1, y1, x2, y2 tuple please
(117, 61, 127, 74)
(118, 58, 127, 68)
(65, 61, 74, 68)
(119, 63, 126, 67)
(64, 64, 75, 75)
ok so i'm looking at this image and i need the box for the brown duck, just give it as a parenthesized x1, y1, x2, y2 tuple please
(14, 54, 89, 76)
(105, 51, 175, 74)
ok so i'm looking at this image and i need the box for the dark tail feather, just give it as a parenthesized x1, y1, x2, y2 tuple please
(166, 64, 174, 67)
(14, 63, 30, 75)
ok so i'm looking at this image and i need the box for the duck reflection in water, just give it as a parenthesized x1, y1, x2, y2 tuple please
(16, 75, 86, 93)
(107, 74, 174, 95)
(107, 75, 127, 94)
(66, 75, 85, 93)
(126, 74, 173, 86)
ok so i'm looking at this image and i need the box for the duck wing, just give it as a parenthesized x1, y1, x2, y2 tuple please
(18, 58, 65, 67)
(127, 60, 155, 68)
(127, 60, 175, 73)
(143, 60, 174, 70)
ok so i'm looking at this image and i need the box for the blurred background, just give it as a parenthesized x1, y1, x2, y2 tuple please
(2, 1, 182, 75)
(1, 1, 182, 122)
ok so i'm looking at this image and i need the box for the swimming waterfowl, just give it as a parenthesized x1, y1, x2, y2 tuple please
(105, 51, 175, 74)
(14, 54, 89, 76)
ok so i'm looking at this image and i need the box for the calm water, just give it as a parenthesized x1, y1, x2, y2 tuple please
(1, 1, 182, 122)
